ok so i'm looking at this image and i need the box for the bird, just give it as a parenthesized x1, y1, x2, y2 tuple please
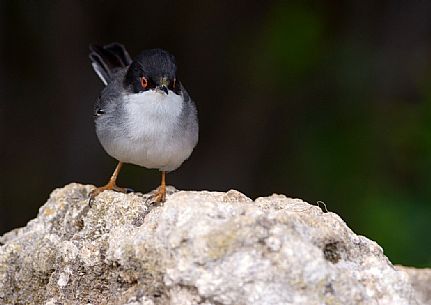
(88, 43, 198, 203)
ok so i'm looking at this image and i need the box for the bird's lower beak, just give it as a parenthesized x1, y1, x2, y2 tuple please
(157, 85, 169, 94)
(158, 77, 170, 94)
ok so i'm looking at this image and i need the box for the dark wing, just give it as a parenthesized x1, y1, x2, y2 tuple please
(89, 42, 132, 85)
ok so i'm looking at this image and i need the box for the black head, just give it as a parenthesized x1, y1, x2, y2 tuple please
(125, 49, 180, 94)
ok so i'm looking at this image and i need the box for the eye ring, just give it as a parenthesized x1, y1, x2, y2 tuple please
(140, 76, 148, 89)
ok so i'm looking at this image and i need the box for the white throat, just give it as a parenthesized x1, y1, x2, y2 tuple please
(124, 90, 184, 139)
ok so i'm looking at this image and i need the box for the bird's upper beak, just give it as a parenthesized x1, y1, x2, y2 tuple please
(157, 77, 169, 94)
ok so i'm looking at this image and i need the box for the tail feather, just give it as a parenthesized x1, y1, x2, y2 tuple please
(89, 43, 132, 85)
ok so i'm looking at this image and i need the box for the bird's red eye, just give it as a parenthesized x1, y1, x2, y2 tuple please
(140, 76, 148, 89)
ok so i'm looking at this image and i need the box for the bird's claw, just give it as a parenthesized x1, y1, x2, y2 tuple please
(145, 186, 166, 204)
(124, 187, 134, 193)
(88, 184, 129, 207)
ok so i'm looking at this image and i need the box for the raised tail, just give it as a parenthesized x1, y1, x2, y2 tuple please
(89, 42, 132, 85)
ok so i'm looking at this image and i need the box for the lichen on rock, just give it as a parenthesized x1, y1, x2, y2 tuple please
(0, 183, 429, 305)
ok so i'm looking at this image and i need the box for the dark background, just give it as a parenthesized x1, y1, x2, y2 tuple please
(1, 0, 430, 267)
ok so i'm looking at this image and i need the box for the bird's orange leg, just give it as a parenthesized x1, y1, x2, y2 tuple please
(153, 171, 167, 203)
(89, 161, 127, 204)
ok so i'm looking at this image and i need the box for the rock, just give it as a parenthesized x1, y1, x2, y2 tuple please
(397, 266, 431, 305)
(0, 183, 428, 305)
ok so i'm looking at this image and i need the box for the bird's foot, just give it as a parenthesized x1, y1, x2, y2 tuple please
(154, 189, 166, 203)
(147, 186, 166, 204)
(88, 183, 129, 206)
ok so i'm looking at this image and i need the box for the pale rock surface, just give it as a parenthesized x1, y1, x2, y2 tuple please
(0, 183, 428, 305)
(397, 266, 431, 305)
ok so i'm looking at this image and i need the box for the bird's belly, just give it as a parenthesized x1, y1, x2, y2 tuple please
(96, 90, 197, 171)
(96, 118, 194, 172)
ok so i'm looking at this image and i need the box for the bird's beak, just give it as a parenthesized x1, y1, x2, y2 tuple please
(157, 77, 169, 94)
(158, 85, 169, 94)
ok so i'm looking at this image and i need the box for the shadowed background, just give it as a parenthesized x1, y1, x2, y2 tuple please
(1, 0, 430, 267)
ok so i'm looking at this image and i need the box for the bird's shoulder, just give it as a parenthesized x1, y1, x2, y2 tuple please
(178, 82, 198, 131)
(94, 69, 128, 117)
(179, 82, 197, 112)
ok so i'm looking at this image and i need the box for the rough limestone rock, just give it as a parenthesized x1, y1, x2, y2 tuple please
(0, 183, 428, 305)
(397, 266, 431, 305)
